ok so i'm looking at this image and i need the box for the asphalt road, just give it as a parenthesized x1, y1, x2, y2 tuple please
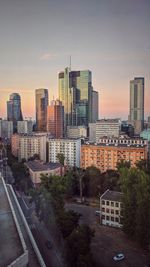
(65, 202, 150, 267)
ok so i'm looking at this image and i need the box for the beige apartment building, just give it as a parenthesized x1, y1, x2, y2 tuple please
(81, 142, 147, 172)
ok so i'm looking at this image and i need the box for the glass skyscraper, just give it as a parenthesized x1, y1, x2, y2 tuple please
(129, 77, 144, 135)
(7, 93, 23, 132)
(35, 88, 48, 131)
(58, 67, 96, 132)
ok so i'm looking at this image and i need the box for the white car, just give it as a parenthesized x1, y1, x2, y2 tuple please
(113, 253, 125, 261)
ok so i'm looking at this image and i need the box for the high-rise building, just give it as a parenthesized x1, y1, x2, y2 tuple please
(47, 100, 64, 138)
(35, 88, 48, 131)
(11, 133, 47, 162)
(7, 93, 23, 131)
(129, 77, 144, 135)
(17, 120, 33, 134)
(48, 138, 81, 167)
(58, 68, 98, 131)
(92, 90, 99, 121)
(96, 119, 121, 142)
(0, 119, 13, 139)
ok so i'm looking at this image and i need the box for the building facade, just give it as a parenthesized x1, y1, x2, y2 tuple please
(96, 119, 121, 142)
(47, 100, 64, 138)
(48, 138, 81, 167)
(0, 119, 13, 139)
(25, 161, 65, 187)
(35, 88, 48, 131)
(67, 126, 87, 139)
(81, 142, 148, 172)
(58, 67, 98, 131)
(100, 189, 123, 228)
(92, 90, 99, 122)
(7, 93, 23, 131)
(129, 77, 144, 135)
(11, 133, 47, 162)
(17, 120, 33, 134)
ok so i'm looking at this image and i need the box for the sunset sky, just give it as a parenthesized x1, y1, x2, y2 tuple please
(0, 0, 150, 120)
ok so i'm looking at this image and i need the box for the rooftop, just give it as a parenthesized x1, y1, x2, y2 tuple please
(82, 142, 147, 148)
(101, 189, 123, 202)
(25, 160, 63, 172)
(0, 176, 24, 267)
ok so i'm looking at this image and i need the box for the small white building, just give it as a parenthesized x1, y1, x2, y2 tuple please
(25, 160, 65, 187)
(100, 189, 123, 228)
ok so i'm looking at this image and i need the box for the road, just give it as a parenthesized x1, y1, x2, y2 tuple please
(65, 202, 150, 267)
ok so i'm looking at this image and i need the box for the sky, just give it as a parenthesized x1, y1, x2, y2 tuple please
(0, 0, 150, 120)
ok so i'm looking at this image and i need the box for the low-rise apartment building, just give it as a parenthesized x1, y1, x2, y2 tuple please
(100, 189, 123, 228)
(25, 160, 65, 187)
(81, 142, 147, 172)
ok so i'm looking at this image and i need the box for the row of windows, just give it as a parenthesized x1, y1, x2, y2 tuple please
(102, 208, 119, 215)
(102, 215, 119, 222)
(102, 200, 121, 207)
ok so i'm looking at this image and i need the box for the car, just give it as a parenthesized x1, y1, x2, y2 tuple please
(113, 253, 125, 261)
(45, 240, 52, 249)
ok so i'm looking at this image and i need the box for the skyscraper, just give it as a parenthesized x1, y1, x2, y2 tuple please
(47, 100, 64, 138)
(92, 90, 99, 122)
(58, 67, 96, 131)
(129, 77, 144, 135)
(35, 88, 48, 131)
(7, 93, 23, 132)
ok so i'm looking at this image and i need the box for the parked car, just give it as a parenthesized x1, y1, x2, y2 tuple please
(45, 240, 52, 249)
(95, 210, 101, 216)
(113, 253, 125, 261)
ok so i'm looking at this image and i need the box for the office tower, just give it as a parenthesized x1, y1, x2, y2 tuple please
(7, 93, 23, 131)
(35, 88, 48, 131)
(17, 120, 33, 134)
(92, 90, 99, 121)
(47, 100, 64, 138)
(129, 77, 144, 135)
(58, 67, 98, 131)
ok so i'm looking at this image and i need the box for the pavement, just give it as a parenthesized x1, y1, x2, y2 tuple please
(65, 202, 150, 267)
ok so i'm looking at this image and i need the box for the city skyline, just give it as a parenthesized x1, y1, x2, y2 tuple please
(0, 0, 150, 119)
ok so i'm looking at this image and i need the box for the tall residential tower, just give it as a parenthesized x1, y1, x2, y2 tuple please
(7, 93, 23, 132)
(129, 77, 144, 135)
(35, 88, 48, 131)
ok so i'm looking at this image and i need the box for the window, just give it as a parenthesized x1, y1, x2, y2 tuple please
(111, 202, 114, 207)
(115, 202, 119, 207)
(106, 201, 109, 206)
(106, 208, 109, 213)
(111, 217, 114, 222)
(111, 209, 114, 214)
(102, 208, 105, 212)
(115, 210, 119, 215)
(102, 200, 105, 205)
(115, 217, 119, 222)
(106, 216, 109, 220)
(102, 215, 105, 220)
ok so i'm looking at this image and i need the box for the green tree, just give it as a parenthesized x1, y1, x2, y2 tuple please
(57, 153, 65, 165)
(66, 225, 95, 267)
(83, 166, 102, 197)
